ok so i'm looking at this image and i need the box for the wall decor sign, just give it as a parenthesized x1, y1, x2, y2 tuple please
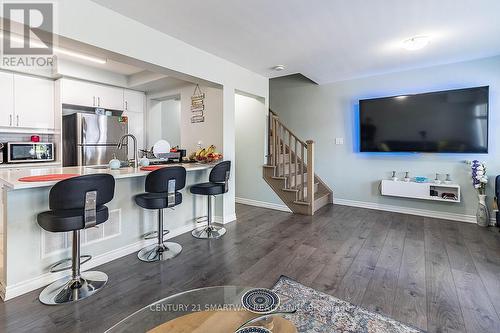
(191, 84, 206, 123)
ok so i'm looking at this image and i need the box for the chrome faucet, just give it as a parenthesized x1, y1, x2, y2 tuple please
(117, 134, 138, 168)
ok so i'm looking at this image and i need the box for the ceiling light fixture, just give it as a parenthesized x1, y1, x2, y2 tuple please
(402, 36, 430, 51)
(3, 34, 107, 64)
(272, 65, 285, 71)
(54, 47, 107, 64)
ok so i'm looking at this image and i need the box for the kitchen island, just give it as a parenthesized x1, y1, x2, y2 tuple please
(0, 163, 216, 301)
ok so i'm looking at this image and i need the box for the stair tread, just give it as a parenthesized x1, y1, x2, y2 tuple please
(293, 200, 310, 206)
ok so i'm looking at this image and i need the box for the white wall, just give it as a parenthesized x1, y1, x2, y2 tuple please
(148, 84, 223, 154)
(53, 0, 269, 221)
(147, 100, 163, 147)
(162, 99, 181, 147)
(179, 85, 223, 153)
(235, 93, 281, 205)
(270, 56, 500, 219)
(146, 99, 181, 148)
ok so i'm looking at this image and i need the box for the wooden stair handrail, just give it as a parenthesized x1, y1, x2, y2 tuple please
(268, 111, 315, 209)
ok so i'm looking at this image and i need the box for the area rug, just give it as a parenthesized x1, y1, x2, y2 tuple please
(271, 276, 425, 333)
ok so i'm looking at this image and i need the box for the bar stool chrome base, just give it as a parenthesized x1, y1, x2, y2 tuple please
(137, 242, 182, 262)
(192, 225, 227, 239)
(39, 271, 108, 305)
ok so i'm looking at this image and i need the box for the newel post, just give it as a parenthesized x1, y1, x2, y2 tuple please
(306, 140, 315, 215)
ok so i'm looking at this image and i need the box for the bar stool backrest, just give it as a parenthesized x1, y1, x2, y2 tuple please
(209, 161, 231, 183)
(145, 166, 186, 193)
(49, 174, 115, 211)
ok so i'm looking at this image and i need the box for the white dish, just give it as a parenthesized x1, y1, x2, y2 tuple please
(152, 140, 171, 159)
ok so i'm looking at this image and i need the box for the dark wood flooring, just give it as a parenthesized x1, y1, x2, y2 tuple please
(1, 204, 500, 332)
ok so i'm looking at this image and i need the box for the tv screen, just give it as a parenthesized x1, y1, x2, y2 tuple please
(359, 86, 489, 153)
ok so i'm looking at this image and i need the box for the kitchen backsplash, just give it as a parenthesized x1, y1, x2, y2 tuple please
(0, 133, 54, 143)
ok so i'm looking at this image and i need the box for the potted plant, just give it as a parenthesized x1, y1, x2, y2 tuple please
(471, 160, 489, 226)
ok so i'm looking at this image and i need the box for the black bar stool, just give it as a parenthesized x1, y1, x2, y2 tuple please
(37, 174, 115, 305)
(135, 166, 186, 262)
(191, 161, 231, 239)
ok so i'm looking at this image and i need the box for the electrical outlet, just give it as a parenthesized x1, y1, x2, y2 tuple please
(335, 137, 344, 145)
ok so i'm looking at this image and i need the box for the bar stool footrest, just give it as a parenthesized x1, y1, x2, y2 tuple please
(195, 216, 208, 224)
(143, 230, 169, 240)
(192, 225, 226, 239)
(49, 255, 92, 273)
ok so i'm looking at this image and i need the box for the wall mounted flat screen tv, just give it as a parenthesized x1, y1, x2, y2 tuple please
(359, 86, 489, 153)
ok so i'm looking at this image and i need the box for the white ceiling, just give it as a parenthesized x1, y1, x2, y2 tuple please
(92, 0, 500, 84)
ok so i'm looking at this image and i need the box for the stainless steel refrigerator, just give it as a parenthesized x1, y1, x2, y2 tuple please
(63, 113, 128, 166)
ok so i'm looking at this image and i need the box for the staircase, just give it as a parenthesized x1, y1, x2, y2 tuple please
(263, 110, 333, 215)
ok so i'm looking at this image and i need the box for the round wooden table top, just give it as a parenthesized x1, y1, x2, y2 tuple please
(148, 310, 297, 333)
(105, 286, 297, 333)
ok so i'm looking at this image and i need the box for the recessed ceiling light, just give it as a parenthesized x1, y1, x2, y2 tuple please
(272, 65, 285, 71)
(402, 36, 430, 51)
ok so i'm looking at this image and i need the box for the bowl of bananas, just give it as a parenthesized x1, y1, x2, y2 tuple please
(189, 145, 223, 163)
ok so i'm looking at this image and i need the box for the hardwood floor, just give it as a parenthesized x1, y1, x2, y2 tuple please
(1, 204, 500, 332)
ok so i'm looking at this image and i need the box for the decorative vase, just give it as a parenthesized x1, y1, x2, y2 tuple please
(476, 194, 490, 227)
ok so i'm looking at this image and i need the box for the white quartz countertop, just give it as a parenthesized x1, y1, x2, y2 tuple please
(0, 163, 213, 190)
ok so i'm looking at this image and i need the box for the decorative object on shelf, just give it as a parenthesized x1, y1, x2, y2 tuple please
(434, 173, 441, 184)
(404, 171, 410, 182)
(391, 171, 398, 181)
(191, 84, 205, 123)
(241, 288, 280, 314)
(414, 176, 427, 183)
(109, 154, 121, 170)
(471, 160, 489, 227)
(445, 173, 452, 184)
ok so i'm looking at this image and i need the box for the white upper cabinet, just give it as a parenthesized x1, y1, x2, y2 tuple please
(0, 72, 14, 127)
(14, 75, 55, 129)
(124, 89, 144, 113)
(61, 79, 98, 108)
(99, 85, 124, 110)
(61, 78, 124, 110)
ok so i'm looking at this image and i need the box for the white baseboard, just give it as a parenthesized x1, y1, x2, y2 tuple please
(3, 224, 194, 301)
(333, 198, 497, 225)
(235, 197, 292, 213)
(214, 213, 237, 224)
(234, 195, 496, 226)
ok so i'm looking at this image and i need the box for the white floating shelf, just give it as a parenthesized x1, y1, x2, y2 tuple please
(380, 179, 460, 203)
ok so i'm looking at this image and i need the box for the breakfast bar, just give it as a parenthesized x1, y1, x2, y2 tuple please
(0, 163, 215, 301)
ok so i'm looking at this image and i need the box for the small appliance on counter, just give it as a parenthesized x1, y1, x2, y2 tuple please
(1, 142, 55, 163)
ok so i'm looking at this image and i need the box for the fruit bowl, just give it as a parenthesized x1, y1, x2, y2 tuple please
(189, 145, 223, 163)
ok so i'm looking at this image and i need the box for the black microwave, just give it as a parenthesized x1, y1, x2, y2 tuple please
(2, 142, 55, 163)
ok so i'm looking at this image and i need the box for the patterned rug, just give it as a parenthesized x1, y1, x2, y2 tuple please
(271, 276, 425, 333)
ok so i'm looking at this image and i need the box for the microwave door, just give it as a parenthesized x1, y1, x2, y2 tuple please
(79, 114, 128, 145)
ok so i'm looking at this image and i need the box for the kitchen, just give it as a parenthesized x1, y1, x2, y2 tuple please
(0, 41, 226, 301)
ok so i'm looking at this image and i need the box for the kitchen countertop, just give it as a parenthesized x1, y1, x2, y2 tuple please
(0, 163, 213, 190)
